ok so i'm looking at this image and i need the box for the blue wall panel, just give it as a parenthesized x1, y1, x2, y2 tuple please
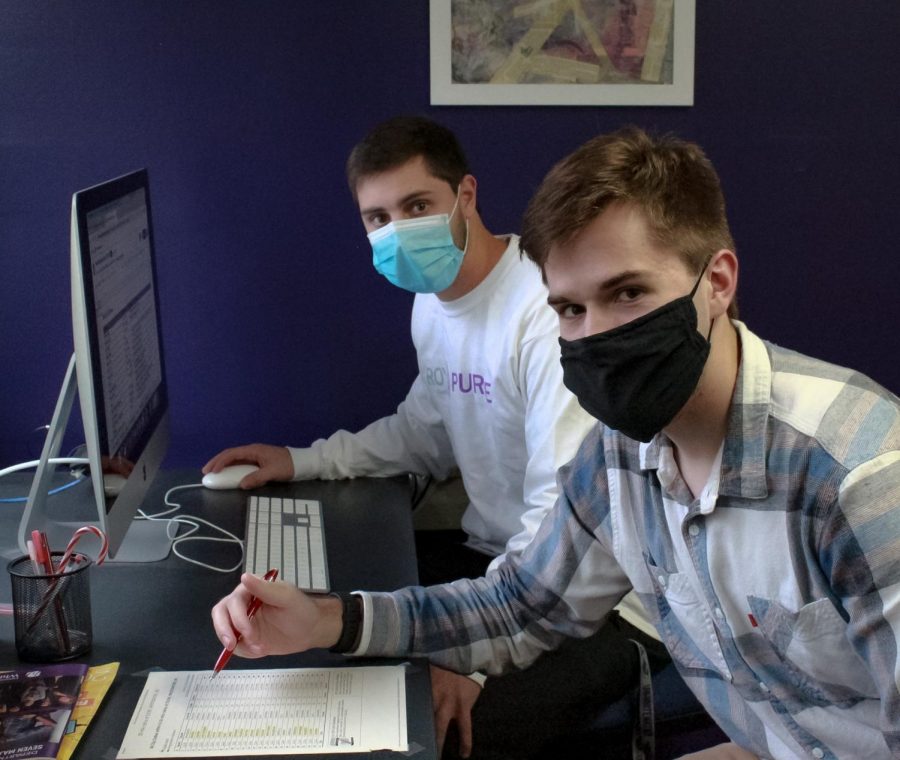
(2, 1, 898, 468)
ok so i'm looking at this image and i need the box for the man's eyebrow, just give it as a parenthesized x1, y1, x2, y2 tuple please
(547, 269, 649, 305)
(359, 189, 436, 217)
(597, 269, 647, 291)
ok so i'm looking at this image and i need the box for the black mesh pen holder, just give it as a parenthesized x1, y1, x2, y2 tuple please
(8, 552, 93, 662)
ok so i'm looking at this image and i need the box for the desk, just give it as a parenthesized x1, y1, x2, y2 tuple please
(0, 469, 437, 759)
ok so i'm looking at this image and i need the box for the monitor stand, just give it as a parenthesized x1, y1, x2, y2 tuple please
(25, 516, 173, 565)
(18, 355, 173, 563)
(108, 520, 173, 563)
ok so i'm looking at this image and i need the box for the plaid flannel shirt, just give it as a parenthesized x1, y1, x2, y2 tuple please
(359, 321, 900, 759)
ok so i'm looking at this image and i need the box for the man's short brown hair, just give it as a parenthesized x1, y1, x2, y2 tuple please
(345, 116, 469, 200)
(520, 127, 737, 316)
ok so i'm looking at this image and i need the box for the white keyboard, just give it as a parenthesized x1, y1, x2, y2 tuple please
(243, 495, 330, 593)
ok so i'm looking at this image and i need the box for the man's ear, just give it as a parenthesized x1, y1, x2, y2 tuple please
(707, 249, 738, 319)
(458, 174, 478, 219)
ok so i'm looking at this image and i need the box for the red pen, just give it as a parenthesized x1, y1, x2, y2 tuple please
(31, 530, 54, 573)
(212, 568, 278, 677)
(30, 530, 71, 652)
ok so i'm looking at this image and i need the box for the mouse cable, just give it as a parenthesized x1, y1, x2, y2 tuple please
(137, 484, 245, 573)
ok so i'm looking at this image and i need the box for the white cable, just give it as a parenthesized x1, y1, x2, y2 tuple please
(0, 457, 90, 479)
(137, 484, 244, 573)
(170, 516, 244, 573)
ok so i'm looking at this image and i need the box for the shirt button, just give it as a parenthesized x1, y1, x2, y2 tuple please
(758, 681, 769, 693)
(811, 749, 824, 759)
(714, 607, 724, 619)
(657, 575, 667, 587)
(688, 524, 700, 536)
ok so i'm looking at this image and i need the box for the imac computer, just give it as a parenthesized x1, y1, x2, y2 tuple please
(18, 169, 173, 562)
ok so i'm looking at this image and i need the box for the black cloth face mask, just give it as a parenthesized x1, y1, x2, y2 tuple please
(559, 262, 712, 442)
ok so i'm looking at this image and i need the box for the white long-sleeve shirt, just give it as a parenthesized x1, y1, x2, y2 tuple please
(289, 235, 589, 555)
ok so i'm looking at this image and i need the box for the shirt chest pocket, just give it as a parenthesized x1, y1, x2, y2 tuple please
(746, 596, 877, 700)
(644, 557, 731, 678)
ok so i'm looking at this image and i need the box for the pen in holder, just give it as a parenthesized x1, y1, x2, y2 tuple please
(8, 552, 93, 662)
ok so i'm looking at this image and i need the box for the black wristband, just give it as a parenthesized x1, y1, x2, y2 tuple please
(328, 592, 362, 653)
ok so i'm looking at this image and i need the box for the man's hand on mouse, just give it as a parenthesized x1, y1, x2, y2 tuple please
(430, 665, 482, 759)
(202, 443, 295, 488)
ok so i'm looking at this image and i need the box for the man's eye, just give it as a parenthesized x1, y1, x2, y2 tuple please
(369, 214, 388, 227)
(411, 201, 428, 214)
(616, 287, 643, 302)
(557, 304, 585, 319)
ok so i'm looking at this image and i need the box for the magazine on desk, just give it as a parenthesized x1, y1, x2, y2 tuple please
(57, 662, 119, 760)
(0, 662, 87, 760)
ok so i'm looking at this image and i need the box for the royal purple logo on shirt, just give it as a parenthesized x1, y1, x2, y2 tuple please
(424, 365, 493, 404)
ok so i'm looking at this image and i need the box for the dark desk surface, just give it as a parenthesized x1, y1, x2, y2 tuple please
(0, 469, 436, 760)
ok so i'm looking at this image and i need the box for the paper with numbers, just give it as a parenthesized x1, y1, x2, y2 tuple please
(117, 666, 407, 757)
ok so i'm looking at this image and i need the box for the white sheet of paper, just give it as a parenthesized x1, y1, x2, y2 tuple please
(117, 666, 408, 758)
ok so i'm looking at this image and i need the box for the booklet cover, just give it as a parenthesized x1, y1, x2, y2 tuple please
(0, 662, 88, 760)
(57, 662, 119, 760)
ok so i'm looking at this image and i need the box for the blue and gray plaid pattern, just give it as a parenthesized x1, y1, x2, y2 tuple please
(362, 322, 900, 759)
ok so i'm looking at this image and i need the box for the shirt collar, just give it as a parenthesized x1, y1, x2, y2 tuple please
(720, 321, 770, 499)
(639, 320, 771, 501)
(434, 234, 517, 317)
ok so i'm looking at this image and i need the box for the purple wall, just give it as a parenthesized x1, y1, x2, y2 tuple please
(2, 1, 898, 468)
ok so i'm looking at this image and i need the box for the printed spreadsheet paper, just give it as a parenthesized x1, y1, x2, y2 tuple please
(117, 666, 408, 758)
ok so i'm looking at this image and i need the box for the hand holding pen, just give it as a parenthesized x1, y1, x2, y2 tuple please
(211, 570, 343, 668)
(212, 568, 278, 676)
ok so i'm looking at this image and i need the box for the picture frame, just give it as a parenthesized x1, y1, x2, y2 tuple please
(429, 0, 695, 106)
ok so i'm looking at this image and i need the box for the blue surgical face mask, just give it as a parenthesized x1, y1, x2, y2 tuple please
(367, 192, 468, 293)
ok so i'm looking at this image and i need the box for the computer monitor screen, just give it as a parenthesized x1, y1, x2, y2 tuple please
(18, 169, 172, 561)
(76, 170, 166, 484)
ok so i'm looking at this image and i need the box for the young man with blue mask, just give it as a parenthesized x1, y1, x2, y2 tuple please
(212, 126, 900, 760)
(204, 116, 665, 760)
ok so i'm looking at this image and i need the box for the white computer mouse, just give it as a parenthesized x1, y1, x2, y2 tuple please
(103, 473, 127, 497)
(201, 464, 260, 490)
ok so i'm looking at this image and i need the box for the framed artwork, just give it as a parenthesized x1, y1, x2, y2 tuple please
(429, 0, 695, 106)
